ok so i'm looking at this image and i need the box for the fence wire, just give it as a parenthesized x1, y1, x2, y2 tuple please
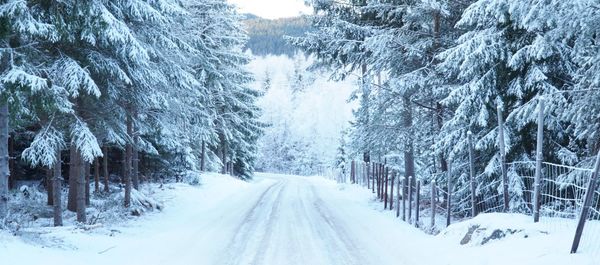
(336, 157, 600, 255)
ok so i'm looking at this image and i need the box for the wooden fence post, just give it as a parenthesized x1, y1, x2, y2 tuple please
(431, 180, 436, 230)
(396, 176, 401, 217)
(468, 131, 477, 218)
(447, 161, 452, 227)
(367, 162, 370, 189)
(379, 164, 384, 201)
(416, 179, 421, 227)
(402, 176, 407, 221)
(390, 171, 395, 210)
(372, 162, 375, 193)
(351, 160, 355, 184)
(384, 167, 389, 209)
(534, 97, 545, 223)
(497, 105, 509, 212)
(571, 149, 600, 253)
(408, 176, 413, 223)
(380, 164, 385, 201)
(376, 163, 380, 196)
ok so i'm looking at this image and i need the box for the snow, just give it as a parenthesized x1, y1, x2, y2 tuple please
(1, 173, 598, 265)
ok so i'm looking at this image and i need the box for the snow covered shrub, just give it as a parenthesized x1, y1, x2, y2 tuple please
(4, 185, 51, 232)
(180, 170, 202, 186)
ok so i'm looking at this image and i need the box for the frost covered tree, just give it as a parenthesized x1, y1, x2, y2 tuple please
(0, 0, 264, 225)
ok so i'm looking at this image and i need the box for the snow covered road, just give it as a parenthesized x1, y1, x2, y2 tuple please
(2, 173, 597, 265)
(161, 173, 436, 265)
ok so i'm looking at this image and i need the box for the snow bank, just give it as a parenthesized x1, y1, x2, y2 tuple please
(0, 173, 255, 265)
(327, 177, 600, 265)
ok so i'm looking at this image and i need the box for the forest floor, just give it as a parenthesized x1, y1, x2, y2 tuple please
(0, 173, 598, 265)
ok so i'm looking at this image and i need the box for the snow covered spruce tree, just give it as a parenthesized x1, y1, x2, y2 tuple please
(0, 0, 264, 226)
(293, 1, 471, 184)
(192, 0, 264, 179)
(0, 0, 63, 223)
(436, 0, 576, 212)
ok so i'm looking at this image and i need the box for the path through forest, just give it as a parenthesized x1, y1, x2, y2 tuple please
(2, 173, 594, 265)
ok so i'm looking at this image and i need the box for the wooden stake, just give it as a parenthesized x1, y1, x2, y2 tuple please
(571, 149, 600, 253)
(534, 97, 545, 223)
(497, 105, 509, 212)
(468, 131, 477, 217)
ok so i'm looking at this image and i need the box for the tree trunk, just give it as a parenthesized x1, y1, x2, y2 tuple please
(0, 104, 9, 219)
(84, 162, 90, 206)
(75, 149, 86, 223)
(46, 167, 53, 205)
(200, 140, 206, 172)
(124, 114, 133, 207)
(67, 145, 78, 212)
(53, 147, 63, 226)
(103, 145, 109, 193)
(94, 158, 100, 193)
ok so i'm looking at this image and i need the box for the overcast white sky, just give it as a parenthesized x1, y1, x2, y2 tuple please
(228, 0, 312, 19)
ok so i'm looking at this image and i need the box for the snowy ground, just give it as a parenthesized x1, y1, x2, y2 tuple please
(0, 173, 598, 265)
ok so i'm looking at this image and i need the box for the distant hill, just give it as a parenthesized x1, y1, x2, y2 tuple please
(242, 15, 312, 57)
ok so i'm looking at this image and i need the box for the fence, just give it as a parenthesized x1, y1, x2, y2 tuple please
(339, 99, 600, 255)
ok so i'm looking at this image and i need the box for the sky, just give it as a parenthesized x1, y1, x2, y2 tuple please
(228, 0, 313, 19)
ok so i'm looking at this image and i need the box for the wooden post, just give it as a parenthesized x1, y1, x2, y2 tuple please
(396, 176, 401, 217)
(390, 171, 395, 210)
(534, 97, 545, 223)
(416, 179, 421, 227)
(497, 105, 509, 212)
(381, 164, 385, 201)
(402, 177, 407, 221)
(53, 148, 63, 226)
(377, 163, 381, 199)
(351, 160, 355, 184)
(384, 167, 389, 209)
(372, 163, 375, 193)
(468, 131, 477, 217)
(447, 161, 452, 227)
(200, 140, 206, 172)
(366, 162, 370, 189)
(377, 164, 381, 199)
(360, 162, 369, 189)
(431, 181, 436, 229)
(408, 176, 413, 223)
(571, 149, 600, 253)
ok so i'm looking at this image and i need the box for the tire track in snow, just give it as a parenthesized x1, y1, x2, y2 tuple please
(249, 179, 287, 265)
(308, 184, 370, 265)
(223, 179, 286, 265)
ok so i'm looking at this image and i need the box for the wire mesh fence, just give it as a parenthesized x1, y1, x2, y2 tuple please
(337, 156, 600, 255)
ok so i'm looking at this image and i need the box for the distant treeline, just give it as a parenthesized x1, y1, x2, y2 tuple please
(242, 14, 312, 57)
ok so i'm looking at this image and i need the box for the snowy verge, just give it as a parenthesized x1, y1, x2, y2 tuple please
(326, 179, 599, 265)
(0, 173, 257, 265)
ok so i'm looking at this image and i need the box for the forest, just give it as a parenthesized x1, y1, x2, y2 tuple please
(291, 0, 600, 214)
(1, 0, 600, 263)
(0, 0, 263, 227)
(243, 15, 312, 57)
